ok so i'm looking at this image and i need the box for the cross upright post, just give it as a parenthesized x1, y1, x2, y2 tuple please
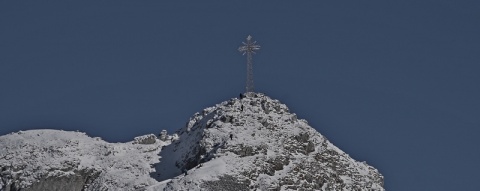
(238, 35, 260, 94)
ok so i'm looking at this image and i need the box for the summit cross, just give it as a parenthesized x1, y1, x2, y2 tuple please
(238, 35, 260, 93)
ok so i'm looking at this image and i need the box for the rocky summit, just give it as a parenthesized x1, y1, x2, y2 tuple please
(0, 93, 384, 191)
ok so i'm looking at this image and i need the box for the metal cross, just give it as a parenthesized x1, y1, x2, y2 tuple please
(238, 35, 260, 93)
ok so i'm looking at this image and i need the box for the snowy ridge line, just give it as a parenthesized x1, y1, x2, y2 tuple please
(1, 93, 384, 191)
(0, 129, 169, 190)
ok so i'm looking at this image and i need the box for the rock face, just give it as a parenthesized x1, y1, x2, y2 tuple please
(159, 130, 168, 141)
(11, 168, 99, 191)
(0, 93, 384, 191)
(151, 93, 384, 190)
(133, 134, 157, 144)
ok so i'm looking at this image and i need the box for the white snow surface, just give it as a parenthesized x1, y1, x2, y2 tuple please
(0, 130, 167, 190)
(0, 93, 384, 191)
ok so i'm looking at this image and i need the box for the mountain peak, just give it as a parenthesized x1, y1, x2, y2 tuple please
(152, 93, 384, 190)
(0, 93, 384, 190)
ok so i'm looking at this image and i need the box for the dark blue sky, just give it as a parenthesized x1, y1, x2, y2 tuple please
(1, 1, 479, 190)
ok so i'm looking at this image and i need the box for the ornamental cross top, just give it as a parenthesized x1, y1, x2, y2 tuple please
(238, 35, 260, 93)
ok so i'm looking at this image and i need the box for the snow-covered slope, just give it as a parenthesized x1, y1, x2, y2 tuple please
(0, 93, 384, 191)
(0, 130, 167, 190)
